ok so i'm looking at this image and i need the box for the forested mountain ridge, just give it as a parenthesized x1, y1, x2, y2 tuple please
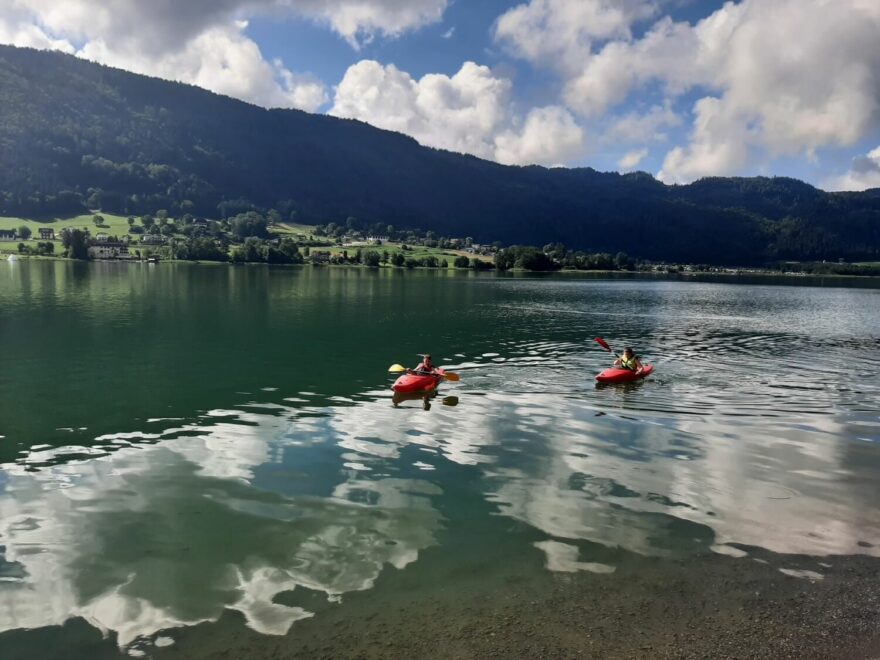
(1, 44, 879, 264)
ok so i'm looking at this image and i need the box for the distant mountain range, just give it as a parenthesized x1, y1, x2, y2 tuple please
(1, 45, 878, 264)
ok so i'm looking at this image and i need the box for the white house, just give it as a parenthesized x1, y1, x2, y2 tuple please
(88, 242, 130, 259)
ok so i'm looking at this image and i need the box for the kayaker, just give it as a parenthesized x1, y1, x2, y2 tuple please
(614, 347, 643, 372)
(411, 354, 438, 375)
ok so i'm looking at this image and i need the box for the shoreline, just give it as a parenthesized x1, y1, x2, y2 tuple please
(154, 543, 880, 659)
(5, 253, 880, 281)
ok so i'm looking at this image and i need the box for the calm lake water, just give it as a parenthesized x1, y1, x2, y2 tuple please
(1, 261, 879, 658)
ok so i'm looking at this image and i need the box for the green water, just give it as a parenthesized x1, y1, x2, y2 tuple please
(1, 261, 879, 658)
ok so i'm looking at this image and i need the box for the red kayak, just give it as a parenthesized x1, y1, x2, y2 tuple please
(392, 368, 446, 393)
(595, 365, 654, 384)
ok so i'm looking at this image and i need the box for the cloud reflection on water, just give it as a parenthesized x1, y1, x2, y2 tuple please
(0, 410, 442, 651)
(1, 358, 879, 651)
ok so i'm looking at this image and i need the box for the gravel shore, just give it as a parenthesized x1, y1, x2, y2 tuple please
(158, 544, 880, 659)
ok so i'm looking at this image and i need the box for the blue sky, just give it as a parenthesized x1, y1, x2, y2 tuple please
(2, 0, 879, 190)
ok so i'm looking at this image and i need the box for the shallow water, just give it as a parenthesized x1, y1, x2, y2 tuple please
(0, 262, 879, 657)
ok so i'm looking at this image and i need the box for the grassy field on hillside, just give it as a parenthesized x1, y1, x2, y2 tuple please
(0, 213, 133, 235)
(0, 216, 493, 263)
(0, 214, 136, 254)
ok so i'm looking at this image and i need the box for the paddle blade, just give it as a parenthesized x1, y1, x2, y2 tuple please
(442, 371, 460, 382)
(388, 364, 407, 373)
(594, 337, 612, 353)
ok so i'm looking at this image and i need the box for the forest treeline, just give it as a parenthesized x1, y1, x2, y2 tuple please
(1, 45, 879, 265)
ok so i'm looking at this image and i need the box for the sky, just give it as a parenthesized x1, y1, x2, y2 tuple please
(1, 0, 879, 191)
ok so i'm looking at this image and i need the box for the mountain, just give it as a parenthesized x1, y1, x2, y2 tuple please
(1, 45, 879, 264)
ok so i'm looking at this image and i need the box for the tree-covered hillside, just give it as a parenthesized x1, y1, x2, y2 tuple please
(1, 45, 878, 264)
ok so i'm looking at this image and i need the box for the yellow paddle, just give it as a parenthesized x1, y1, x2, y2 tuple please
(387, 364, 460, 381)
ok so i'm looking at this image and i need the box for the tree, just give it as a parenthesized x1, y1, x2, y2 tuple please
(267, 209, 282, 226)
(141, 214, 155, 229)
(93, 215, 104, 227)
(363, 250, 381, 268)
(230, 211, 268, 239)
(127, 216, 135, 227)
(454, 255, 470, 268)
(160, 223, 175, 236)
(391, 252, 406, 267)
(242, 237, 264, 262)
(472, 258, 493, 270)
(18, 225, 31, 240)
(278, 238, 303, 263)
(60, 228, 89, 259)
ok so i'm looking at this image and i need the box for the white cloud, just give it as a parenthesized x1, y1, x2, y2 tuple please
(331, 60, 585, 166)
(572, 0, 880, 181)
(823, 146, 880, 191)
(0, 3, 74, 51)
(0, 0, 450, 110)
(495, 106, 584, 166)
(494, 0, 657, 74)
(3, 1, 449, 51)
(495, 0, 880, 181)
(618, 148, 648, 170)
(76, 25, 328, 111)
(658, 96, 752, 183)
(608, 101, 681, 144)
(289, 0, 449, 48)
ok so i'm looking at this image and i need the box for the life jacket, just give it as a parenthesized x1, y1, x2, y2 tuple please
(619, 354, 638, 370)
(416, 362, 435, 373)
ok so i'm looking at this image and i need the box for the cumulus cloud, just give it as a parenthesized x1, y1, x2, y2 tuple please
(76, 24, 328, 111)
(0, 0, 450, 110)
(495, 106, 584, 166)
(494, 0, 657, 74)
(824, 146, 880, 191)
(3, 0, 449, 51)
(582, 1, 880, 181)
(331, 60, 585, 166)
(657, 96, 753, 183)
(608, 101, 681, 144)
(288, 0, 449, 47)
(495, 0, 880, 182)
(618, 148, 648, 170)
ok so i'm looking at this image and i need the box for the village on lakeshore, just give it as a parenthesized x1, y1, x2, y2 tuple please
(2, 210, 878, 277)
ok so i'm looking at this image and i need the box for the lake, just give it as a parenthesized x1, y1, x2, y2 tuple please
(1, 261, 879, 659)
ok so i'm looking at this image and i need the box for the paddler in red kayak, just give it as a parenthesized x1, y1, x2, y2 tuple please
(614, 347, 643, 372)
(410, 354, 439, 375)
